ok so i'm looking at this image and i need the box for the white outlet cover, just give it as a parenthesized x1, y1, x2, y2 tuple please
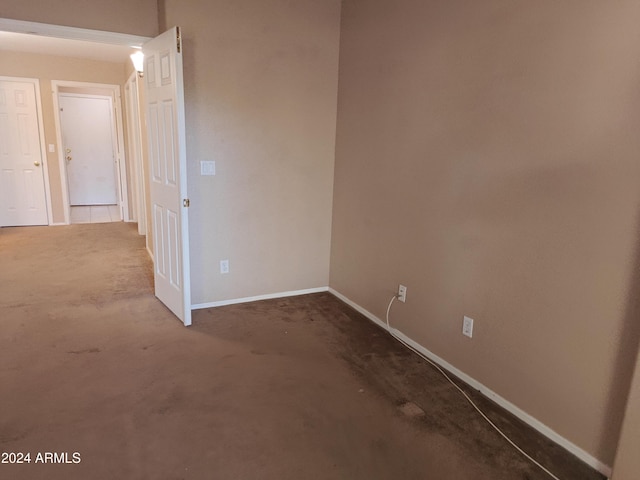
(463, 316, 474, 338)
(398, 284, 407, 303)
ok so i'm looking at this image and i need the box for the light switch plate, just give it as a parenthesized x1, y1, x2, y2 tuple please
(201, 161, 216, 176)
(48, 144, 56, 153)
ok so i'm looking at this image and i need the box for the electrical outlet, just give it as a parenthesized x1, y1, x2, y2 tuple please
(398, 284, 407, 303)
(220, 259, 229, 274)
(463, 316, 474, 338)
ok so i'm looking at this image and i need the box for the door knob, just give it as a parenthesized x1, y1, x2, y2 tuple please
(34, 161, 41, 167)
(65, 148, 71, 154)
(66, 156, 72, 161)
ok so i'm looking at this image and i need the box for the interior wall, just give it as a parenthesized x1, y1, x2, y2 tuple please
(3, 0, 638, 471)
(161, 0, 341, 304)
(0, 0, 158, 37)
(330, 0, 640, 467)
(0, 50, 128, 223)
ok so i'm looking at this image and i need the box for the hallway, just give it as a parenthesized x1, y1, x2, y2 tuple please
(0, 223, 603, 480)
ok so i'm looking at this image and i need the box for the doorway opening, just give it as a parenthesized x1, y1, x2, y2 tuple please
(52, 81, 129, 225)
(1, 19, 191, 324)
(0, 18, 151, 229)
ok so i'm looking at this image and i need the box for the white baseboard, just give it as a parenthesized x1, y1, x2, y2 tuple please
(192, 286, 329, 310)
(49, 222, 68, 226)
(327, 288, 612, 479)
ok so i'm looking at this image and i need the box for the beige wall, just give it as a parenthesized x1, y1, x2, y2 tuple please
(0, 0, 158, 37)
(0, 50, 128, 223)
(613, 349, 640, 479)
(330, 0, 640, 467)
(161, 0, 341, 304)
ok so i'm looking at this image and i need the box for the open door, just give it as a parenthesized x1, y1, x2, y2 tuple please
(143, 27, 191, 326)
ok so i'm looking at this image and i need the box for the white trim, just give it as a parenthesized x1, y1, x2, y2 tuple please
(32, 79, 54, 225)
(50, 88, 69, 224)
(327, 288, 612, 479)
(124, 72, 147, 233)
(146, 246, 154, 261)
(124, 74, 138, 223)
(112, 87, 129, 222)
(0, 76, 53, 226)
(52, 80, 127, 91)
(135, 73, 148, 234)
(192, 287, 329, 310)
(0, 18, 150, 47)
(52, 81, 129, 224)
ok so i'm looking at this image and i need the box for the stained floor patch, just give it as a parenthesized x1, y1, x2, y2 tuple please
(400, 401, 425, 418)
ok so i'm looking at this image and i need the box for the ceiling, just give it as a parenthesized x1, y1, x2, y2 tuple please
(0, 30, 139, 63)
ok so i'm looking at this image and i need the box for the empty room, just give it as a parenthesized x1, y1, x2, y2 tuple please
(1, 1, 639, 479)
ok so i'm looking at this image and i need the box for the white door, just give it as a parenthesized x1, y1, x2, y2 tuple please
(144, 27, 192, 326)
(0, 79, 48, 226)
(59, 94, 118, 205)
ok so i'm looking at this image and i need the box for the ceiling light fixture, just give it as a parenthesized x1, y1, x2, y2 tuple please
(130, 50, 144, 78)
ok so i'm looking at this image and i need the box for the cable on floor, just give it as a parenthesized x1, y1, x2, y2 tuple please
(385, 295, 561, 480)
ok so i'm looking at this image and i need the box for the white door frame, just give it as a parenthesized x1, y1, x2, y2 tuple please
(0, 18, 150, 49)
(52, 80, 129, 224)
(0, 75, 54, 225)
(124, 71, 147, 235)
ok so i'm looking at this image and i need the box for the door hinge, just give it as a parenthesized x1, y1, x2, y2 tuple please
(183, 198, 190, 207)
(176, 27, 182, 53)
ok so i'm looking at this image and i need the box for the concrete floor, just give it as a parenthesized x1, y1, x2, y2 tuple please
(0, 223, 604, 480)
